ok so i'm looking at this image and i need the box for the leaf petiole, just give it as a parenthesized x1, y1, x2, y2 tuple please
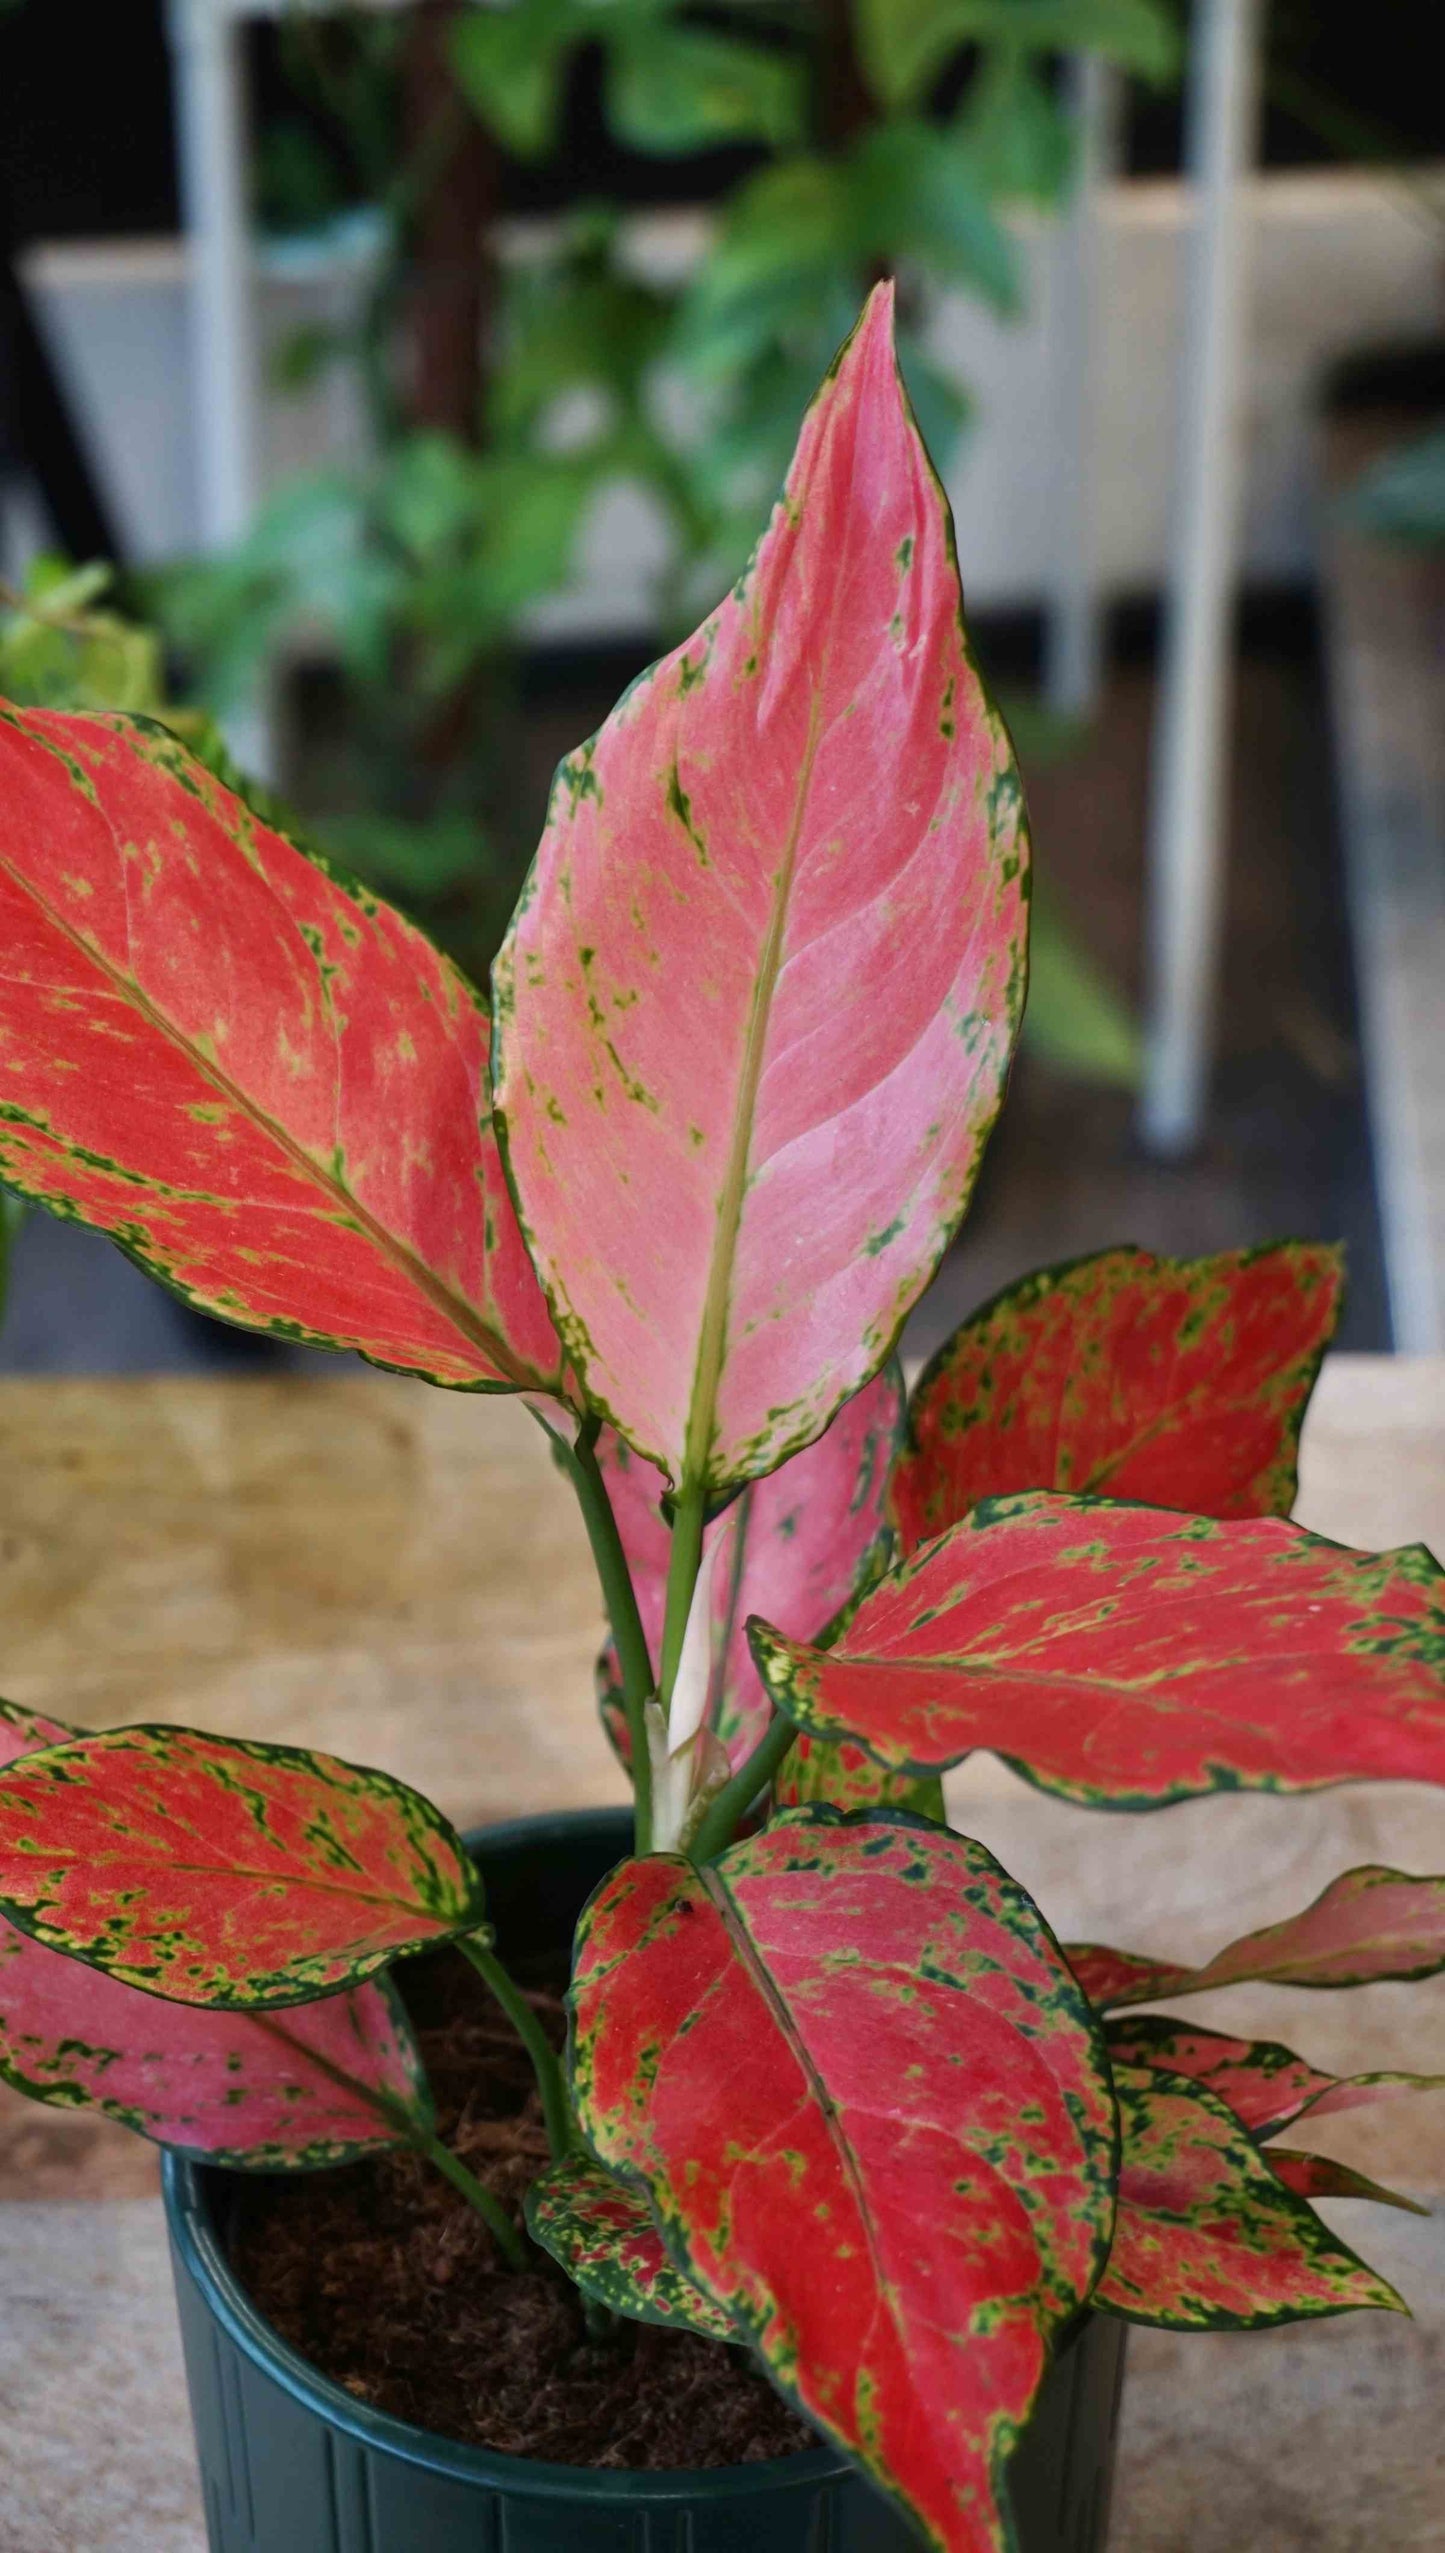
(253, 2014, 527, 2268)
(538, 1411, 656, 1854)
(412, 2124, 528, 2267)
(659, 1474, 708, 1709)
(688, 1711, 798, 1863)
(460, 1932, 577, 2164)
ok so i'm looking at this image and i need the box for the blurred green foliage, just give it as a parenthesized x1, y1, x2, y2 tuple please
(1348, 426, 1445, 549)
(15, 0, 1165, 1078)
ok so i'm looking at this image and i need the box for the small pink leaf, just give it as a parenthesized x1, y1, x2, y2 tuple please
(1106, 2015, 1445, 2140)
(749, 1494, 1445, 1807)
(0, 707, 565, 1393)
(0, 1925, 429, 2166)
(1268, 2151, 1429, 2215)
(571, 1809, 1115, 2553)
(0, 1699, 74, 1769)
(892, 1241, 1343, 1551)
(525, 2155, 736, 2338)
(493, 284, 1028, 1496)
(597, 1365, 903, 1771)
(1098, 2065, 1405, 2327)
(1071, 1864, 1445, 2009)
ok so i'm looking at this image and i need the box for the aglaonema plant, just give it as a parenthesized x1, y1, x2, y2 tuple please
(2, 284, 1445, 2553)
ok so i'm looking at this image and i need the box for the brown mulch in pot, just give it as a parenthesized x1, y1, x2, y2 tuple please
(228, 1946, 814, 2469)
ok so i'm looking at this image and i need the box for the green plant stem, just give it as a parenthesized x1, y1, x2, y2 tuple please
(552, 1417, 656, 1852)
(659, 1474, 708, 1707)
(689, 1711, 798, 1863)
(460, 1934, 576, 2163)
(256, 2012, 527, 2267)
(414, 2124, 528, 2266)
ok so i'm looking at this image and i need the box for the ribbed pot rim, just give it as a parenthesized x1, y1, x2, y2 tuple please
(162, 1804, 856, 2509)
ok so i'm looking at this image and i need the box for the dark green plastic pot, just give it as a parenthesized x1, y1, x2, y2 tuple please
(164, 1808, 1127, 2553)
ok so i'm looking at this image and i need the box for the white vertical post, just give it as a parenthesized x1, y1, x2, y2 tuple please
(165, 0, 273, 778)
(1044, 55, 1120, 720)
(1137, 0, 1263, 1154)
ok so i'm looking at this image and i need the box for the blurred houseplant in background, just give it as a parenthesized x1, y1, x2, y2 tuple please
(148, 0, 1171, 1071)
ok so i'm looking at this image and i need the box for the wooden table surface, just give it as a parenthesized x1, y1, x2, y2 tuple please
(2, 1356, 1445, 2549)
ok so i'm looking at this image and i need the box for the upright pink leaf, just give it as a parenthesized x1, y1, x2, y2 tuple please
(0, 707, 565, 1392)
(1071, 1864, 1445, 2009)
(597, 1364, 903, 1769)
(0, 1927, 430, 2167)
(493, 284, 1028, 1495)
(0, 1725, 486, 2005)
(571, 1809, 1115, 2553)
(1106, 2016, 1445, 2141)
(749, 1493, 1445, 1806)
(891, 1241, 1343, 1552)
(1097, 2065, 1404, 2327)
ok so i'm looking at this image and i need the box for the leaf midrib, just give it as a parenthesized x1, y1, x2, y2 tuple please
(0, 823, 533, 1388)
(681, 682, 826, 1490)
(19, 1844, 465, 1924)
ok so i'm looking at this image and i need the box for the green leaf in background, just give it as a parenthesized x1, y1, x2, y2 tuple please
(1348, 426, 1445, 549)
(858, 0, 1177, 113)
(953, 52, 1077, 206)
(852, 120, 1021, 312)
(676, 155, 856, 380)
(1024, 891, 1142, 1086)
(0, 558, 167, 718)
(448, 0, 584, 160)
(607, 22, 805, 154)
(494, 233, 672, 442)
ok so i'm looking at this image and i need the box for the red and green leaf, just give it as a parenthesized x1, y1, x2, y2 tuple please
(493, 284, 1028, 1500)
(749, 1493, 1445, 1807)
(1267, 2151, 1429, 2215)
(1071, 1863, 1445, 2010)
(1096, 2065, 1405, 2327)
(525, 2155, 736, 2338)
(772, 1730, 946, 1818)
(1106, 2015, 1445, 2140)
(0, 1699, 431, 2162)
(0, 1725, 485, 2005)
(597, 1364, 904, 1772)
(0, 1924, 430, 2166)
(570, 1808, 1116, 2553)
(0, 706, 565, 1393)
(892, 1242, 1343, 1552)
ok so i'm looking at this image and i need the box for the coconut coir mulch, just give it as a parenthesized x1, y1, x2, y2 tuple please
(229, 1946, 813, 2469)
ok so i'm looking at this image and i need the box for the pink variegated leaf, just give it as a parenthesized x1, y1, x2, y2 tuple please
(493, 283, 1028, 1499)
(0, 1725, 486, 2005)
(0, 1699, 74, 1767)
(773, 1731, 946, 1819)
(749, 1494, 1445, 1808)
(571, 1809, 1115, 2553)
(0, 706, 566, 1394)
(0, 1926, 431, 2167)
(891, 1241, 1343, 1552)
(1106, 2015, 1445, 2141)
(1097, 2065, 1405, 2328)
(597, 1365, 903, 1773)
(525, 2155, 735, 2338)
(0, 1697, 430, 2165)
(1071, 1864, 1445, 2010)
(1268, 2151, 1430, 2215)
